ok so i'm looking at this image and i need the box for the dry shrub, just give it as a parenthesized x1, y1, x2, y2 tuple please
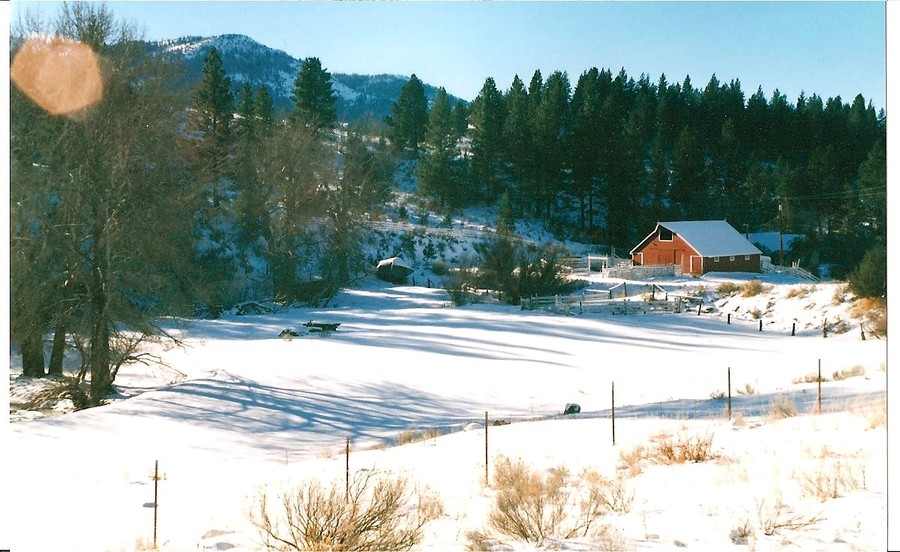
(831, 365, 866, 381)
(832, 284, 851, 306)
(648, 433, 716, 464)
(756, 496, 825, 536)
(486, 457, 615, 545)
(618, 445, 646, 477)
(250, 471, 442, 551)
(464, 529, 504, 551)
(862, 397, 887, 429)
(583, 471, 634, 514)
(716, 282, 741, 296)
(792, 372, 830, 385)
(392, 426, 446, 446)
(736, 383, 757, 396)
(768, 396, 798, 420)
(593, 524, 632, 551)
(20, 377, 90, 411)
(851, 297, 888, 338)
(740, 280, 771, 297)
(785, 285, 815, 299)
(797, 452, 867, 502)
(710, 389, 727, 400)
(730, 519, 754, 545)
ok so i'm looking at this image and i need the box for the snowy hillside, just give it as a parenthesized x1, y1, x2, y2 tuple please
(5, 268, 887, 551)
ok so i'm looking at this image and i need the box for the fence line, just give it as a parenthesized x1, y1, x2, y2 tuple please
(366, 220, 541, 246)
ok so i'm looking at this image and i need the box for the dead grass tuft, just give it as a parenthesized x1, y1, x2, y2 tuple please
(19, 376, 90, 411)
(716, 282, 741, 296)
(785, 285, 816, 299)
(756, 496, 825, 536)
(792, 372, 829, 385)
(768, 396, 798, 420)
(797, 449, 867, 502)
(393, 426, 447, 446)
(648, 432, 716, 464)
(741, 280, 771, 297)
(618, 445, 646, 477)
(831, 365, 866, 381)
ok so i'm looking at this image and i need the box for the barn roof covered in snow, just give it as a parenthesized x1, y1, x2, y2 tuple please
(631, 220, 763, 257)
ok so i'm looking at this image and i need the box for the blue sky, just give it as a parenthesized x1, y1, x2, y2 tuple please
(6, 1, 891, 108)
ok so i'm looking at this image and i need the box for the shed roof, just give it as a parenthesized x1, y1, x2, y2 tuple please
(631, 220, 763, 257)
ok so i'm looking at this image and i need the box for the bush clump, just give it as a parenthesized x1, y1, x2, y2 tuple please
(250, 471, 442, 551)
(848, 246, 886, 299)
(482, 456, 621, 546)
(740, 280, 771, 297)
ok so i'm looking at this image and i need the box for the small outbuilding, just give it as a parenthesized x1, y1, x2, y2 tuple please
(376, 256, 414, 283)
(630, 220, 763, 276)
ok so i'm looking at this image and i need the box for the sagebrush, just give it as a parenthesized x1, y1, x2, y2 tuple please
(648, 432, 717, 464)
(249, 471, 442, 551)
(480, 456, 623, 546)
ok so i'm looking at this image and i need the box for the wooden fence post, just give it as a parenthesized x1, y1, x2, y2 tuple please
(697, 301, 702, 315)
(484, 411, 489, 486)
(791, 322, 796, 336)
(860, 324, 866, 341)
(759, 319, 763, 332)
(727, 313, 731, 324)
(152, 460, 160, 549)
(823, 319, 828, 338)
(345, 436, 350, 500)
(611, 381, 616, 446)
(817, 359, 822, 415)
(727, 367, 732, 420)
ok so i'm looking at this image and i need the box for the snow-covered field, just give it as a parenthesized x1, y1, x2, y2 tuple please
(4, 272, 888, 551)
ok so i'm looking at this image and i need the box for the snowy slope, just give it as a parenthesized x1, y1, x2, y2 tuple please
(4, 272, 887, 551)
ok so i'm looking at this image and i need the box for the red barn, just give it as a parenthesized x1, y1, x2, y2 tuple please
(630, 221, 762, 276)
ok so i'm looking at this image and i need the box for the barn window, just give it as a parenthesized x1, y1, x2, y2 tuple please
(659, 228, 673, 241)
(713, 256, 720, 262)
(730, 255, 735, 261)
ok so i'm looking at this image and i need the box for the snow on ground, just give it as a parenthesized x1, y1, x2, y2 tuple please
(4, 273, 888, 551)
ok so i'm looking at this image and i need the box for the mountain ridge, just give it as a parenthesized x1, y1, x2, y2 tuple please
(149, 33, 467, 123)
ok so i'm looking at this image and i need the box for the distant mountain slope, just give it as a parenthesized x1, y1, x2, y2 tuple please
(149, 34, 466, 123)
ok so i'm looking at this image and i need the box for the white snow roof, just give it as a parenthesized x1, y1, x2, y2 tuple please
(377, 256, 411, 269)
(632, 220, 763, 257)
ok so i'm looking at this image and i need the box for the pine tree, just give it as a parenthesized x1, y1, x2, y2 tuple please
(496, 191, 515, 234)
(452, 102, 469, 139)
(254, 84, 275, 133)
(849, 246, 886, 298)
(670, 125, 706, 219)
(470, 77, 506, 200)
(854, 140, 886, 242)
(236, 82, 257, 142)
(533, 71, 570, 218)
(502, 75, 532, 209)
(571, 68, 602, 230)
(291, 56, 337, 132)
(385, 74, 428, 154)
(191, 46, 235, 201)
(417, 88, 462, 207)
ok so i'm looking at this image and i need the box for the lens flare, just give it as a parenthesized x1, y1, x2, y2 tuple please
(11, 36, 104, 116)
